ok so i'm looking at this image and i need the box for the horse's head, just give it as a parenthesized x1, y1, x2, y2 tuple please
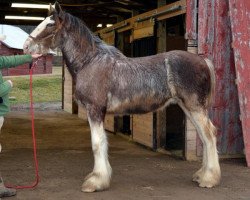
(23, 2, 64, 54)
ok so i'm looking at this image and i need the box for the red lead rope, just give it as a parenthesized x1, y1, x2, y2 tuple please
(6, 61, 40, 189)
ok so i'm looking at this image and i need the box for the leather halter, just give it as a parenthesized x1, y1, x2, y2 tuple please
(28, 31, 57, 44)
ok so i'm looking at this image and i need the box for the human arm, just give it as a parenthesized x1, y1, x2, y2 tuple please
(0, 54, 34, 69)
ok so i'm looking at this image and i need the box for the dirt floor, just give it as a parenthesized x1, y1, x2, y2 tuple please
(0, 110, 249, 200)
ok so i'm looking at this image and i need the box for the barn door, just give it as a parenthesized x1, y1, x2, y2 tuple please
(197, 0, 243, 159)
(229, 0, 250, 166)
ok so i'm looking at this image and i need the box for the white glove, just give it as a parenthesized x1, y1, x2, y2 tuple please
(7, 80, 13, 88)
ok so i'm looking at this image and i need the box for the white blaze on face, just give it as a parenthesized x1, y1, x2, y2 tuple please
(30, 16, 55, 38)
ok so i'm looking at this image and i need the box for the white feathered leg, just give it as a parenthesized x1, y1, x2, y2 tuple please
(82, 118, 112, 192)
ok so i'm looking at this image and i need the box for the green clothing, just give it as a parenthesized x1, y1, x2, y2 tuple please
(0, 55, 32, 116)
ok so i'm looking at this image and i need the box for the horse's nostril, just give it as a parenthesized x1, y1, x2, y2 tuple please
(23, 44, 29, 53)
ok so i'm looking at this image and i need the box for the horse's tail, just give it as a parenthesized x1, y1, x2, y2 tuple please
(204, 58, 216, 106)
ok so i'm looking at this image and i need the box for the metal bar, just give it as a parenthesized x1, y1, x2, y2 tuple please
(136, 5, 182, 22)
(103, 22, 128, 33)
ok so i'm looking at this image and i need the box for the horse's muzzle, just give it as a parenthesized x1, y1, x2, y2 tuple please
(23, 37, 33, 54)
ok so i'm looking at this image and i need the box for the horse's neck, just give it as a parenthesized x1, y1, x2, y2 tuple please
(60, 33, 95, 77)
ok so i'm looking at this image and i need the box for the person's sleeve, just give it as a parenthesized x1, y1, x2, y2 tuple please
(0, 55, 32, 69)
(0, 81, 12, 97)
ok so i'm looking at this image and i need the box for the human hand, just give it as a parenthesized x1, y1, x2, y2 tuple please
(31, 53, 43, 59)
(7, 80, 13, 87)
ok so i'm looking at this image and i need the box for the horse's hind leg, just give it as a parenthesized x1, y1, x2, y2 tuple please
(82, 105, 112, 192)
(178, 102, 221, 188)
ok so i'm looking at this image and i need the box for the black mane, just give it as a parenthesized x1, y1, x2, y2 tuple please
(62, 12, 125, 58)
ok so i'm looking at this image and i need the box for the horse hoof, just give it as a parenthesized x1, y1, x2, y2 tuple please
(198, 178, 220, 188)
(197, 170, 221, 188)
(81, 172, 110, 193)
(199, 181, 215, 188)
(81, 181, 96, 193)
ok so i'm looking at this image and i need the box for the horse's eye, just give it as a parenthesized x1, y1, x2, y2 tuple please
(46, 23, 55, 28)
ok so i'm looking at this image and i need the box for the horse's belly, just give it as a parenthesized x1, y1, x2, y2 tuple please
(106, 92, 168, 114)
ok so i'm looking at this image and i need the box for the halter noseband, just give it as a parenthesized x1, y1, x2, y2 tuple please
(28, 31, 57, 44)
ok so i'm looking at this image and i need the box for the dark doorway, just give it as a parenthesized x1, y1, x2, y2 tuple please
(165, 105, 185, 154)
(132, 36, 157, 57)
(162, 14, 187, 156)
(165, 14, 187, 51)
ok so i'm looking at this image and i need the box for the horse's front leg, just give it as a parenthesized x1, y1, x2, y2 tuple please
(82, 106, 112, 192)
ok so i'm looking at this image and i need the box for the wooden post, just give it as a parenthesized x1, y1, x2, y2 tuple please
(63, 63, 78, 114)
(156, 0, 167, 149)
(157, 0, 167, 53)
(131, 9, 139, 57)
(116, 16, 124, 51)
(184, 0, 199, 161)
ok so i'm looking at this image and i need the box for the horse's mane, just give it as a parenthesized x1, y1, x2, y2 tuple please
(62, 12, 125, 58)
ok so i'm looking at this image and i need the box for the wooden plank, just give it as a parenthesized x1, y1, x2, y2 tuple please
(132, 113, 153, 148)
(131, 20, 155, 41)
(157, 8, 186, 21)
(104, 115, 115, 132)
(133, 26, 154, 40)
(100, 31, 115, 45)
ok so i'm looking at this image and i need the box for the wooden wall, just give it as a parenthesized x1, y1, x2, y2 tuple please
(133, 114, 153, 148)
(104, 115, 115, 133)
(78, 105, 88, 120)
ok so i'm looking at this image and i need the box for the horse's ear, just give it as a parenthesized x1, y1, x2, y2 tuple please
(54, 2, 63, 14)
(48, 3, 55, 15)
